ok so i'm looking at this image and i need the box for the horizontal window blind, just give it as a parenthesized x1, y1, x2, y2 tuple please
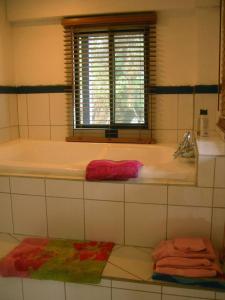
(73, 29, 148, 128)
(63, 13, 156, 135)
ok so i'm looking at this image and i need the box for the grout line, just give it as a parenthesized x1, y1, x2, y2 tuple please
(8, 176, 15, 234)
(21, 278, 25, 300)
(48, 93, 52, 140)
(166, 185, 168, 240)
(192, 92, 196, 131)
(44, 178, 49, 237)
(8, 233, 21, 242)
(83, 182, 86, 241)
(123, 184, 125, 246)
(210, 158, 217, 240)
(106, 260, 144, 282)
(26, 94, 30, 139)
(64, 282, 67, 300)
(176, 94, 179, 143)
(15, 94, 20, 131)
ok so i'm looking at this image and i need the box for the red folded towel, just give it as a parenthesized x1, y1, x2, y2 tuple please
(85, 160, 143, 181)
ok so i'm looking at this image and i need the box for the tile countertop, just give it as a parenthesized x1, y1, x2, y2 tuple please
(0, 233, 223, 293)
(196, 134, 225, 157)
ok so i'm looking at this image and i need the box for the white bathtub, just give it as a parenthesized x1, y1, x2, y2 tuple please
(0, 140, 196, 183)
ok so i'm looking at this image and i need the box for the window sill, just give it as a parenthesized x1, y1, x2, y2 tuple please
(66, 136, 154, 144)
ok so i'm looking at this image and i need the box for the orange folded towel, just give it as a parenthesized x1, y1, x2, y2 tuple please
(174, 238, 206, 252)
(153, 238, 217, 261)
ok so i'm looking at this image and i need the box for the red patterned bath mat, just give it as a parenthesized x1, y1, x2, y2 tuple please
(0, 238, 114, 284)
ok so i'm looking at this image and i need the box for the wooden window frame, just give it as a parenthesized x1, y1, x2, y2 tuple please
(63, 13, 157, 142)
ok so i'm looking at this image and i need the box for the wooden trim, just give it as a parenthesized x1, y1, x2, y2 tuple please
(66, 136, 154, 144)
(217, 117, 225, 131)
(62, 12, 157, 27)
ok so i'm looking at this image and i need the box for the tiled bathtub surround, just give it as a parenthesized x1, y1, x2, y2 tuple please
(0, 94, 19, 143)
(0, 234, 223, 300)
(0, 175, 224, 250)
(17, 92, 218, 142)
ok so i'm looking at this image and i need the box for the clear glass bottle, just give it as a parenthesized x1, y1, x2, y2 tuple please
(199, 109, 209, 137)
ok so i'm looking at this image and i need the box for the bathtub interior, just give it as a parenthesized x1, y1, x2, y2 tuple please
(0, 139, 196, 182)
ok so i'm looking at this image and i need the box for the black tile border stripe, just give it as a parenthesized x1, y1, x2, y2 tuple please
(17, 85, 66, 94)
(0, 86, 17, 94)
(0, 84, 220, 94)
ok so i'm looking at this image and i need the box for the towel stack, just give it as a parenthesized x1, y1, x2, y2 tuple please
(153, 238, 222, 278)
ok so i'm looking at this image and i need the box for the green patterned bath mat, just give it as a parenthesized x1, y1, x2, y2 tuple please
(0, 237, 114, 284)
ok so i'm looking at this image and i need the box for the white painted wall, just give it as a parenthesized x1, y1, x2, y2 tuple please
(0, 0, 14, 85)
(12, 6, 220, 86)
(13, 21, 64, 85)
(6, 0, 219, 22)
(0, 0, 18, 143)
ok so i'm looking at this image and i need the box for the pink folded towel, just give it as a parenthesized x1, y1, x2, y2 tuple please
(156, 257, 212, 268)
(174, 238, 206, 252)
(153, 238, 217, 261)
(85, 160, 143, 181)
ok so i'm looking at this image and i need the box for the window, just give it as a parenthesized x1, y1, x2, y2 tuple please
(74, 29, 148, 128)
(63, 13, 156, 137)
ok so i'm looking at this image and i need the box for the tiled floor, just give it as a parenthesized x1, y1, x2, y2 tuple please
(0, 234, 224, 300)
(0, 233, 155, 283)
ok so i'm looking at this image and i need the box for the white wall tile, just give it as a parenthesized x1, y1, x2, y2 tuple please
(51, 125, 68, 141)
(178, 94, 193, 130)
(216, 292, 225, 300)
(28, 125, 50, 140)
(85, 200, 124, 244)
(46, 179, 83, 198)
(125, 203, 167, 247)
(10, 176, 45, 195)
(17, 94, 28, 125)
(66, 283, 111, 300)
(214, 157, 225, 188)
(0, 193, 13, 233)
(49, 93, 67, 125)
(197, 155, 215, 187)
(0, 277, 23, 300)
(213, 188, 225, 207)
(125, 184, 167, 204)
(23, 278, 65, 300)
(167, 205, 212, 239)
(12, 194, 47, 236)
(162, 286, 215, 299)
(0, 127, 10, 143)
(84, 182, 124, 202)
(112, 288, 161, 300)
(212, 208, 225, 250)
(162, 295, 207, 300)
(47, 196, 84, 239)
(194, 94, 217, 131)
(0, 94, 10, 128)
(9, 94, 18, 126)
(0, 176, 10, 192)
(168, 186, 213, 207)
(151, 94, 178, 130)
(152, 130, 178, 143)
(112, 280, 161, 293)
(19, 125, 29, 138)
(10, 126, 19, 140)
(27, 94, 50, 125)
